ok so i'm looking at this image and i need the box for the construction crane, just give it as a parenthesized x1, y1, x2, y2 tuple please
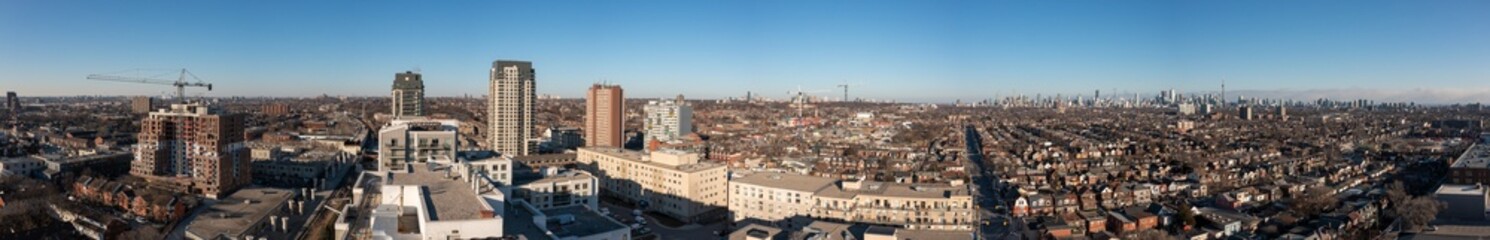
(836, 81, 862, 102)
(87, 69, 212, 103)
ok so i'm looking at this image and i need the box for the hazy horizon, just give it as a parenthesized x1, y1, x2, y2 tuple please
(4, 1, 1489, 104)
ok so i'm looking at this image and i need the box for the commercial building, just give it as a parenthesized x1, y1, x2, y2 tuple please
(577, 147, 728, 223)
(729, 172, 977, 231)
(132, 103, 251, 199)
(490, 60, 536, 156)
(1435, 184, 1490, 221)
(643, 96, 693, 150)
(184, 187, 303, 240)
(391, 71, 426, 117)
(1451, 137, 1490, 185)
(377, 117, 460, 172)
(130, 96, 154, 114)
(35, 150, 132, 177)
(251, 150, 354, 188)
(585, 84, 624, 148)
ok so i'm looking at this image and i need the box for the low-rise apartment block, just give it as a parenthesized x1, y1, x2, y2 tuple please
(577, 147, 728, 223)
(377, 117, 460, 172)
(730, 172, 976, 231)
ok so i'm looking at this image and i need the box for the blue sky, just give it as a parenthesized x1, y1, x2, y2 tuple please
(2, 1, 1489, 103)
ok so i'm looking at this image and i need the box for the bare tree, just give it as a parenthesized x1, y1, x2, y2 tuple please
(1291, 187, 1336, 216)
(1396, 196, 1446, 231)
(1386, 181, 1408, 205)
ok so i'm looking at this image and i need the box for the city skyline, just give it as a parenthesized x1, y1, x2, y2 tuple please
(3, 1, 1490, 104)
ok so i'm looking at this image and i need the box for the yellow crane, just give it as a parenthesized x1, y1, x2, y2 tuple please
(86, 68, 213, 103)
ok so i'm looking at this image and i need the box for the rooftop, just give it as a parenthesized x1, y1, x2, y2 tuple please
(32, 151, 130, 164)
(814, 180, 970, 200)
(386, 164, 486, 221)
(729, 223, 784, 240)
(1453, 143, 1490, 169)
(507, 203, 628, 239)
(185, 187, 295, 239)
(582, 147, 723, 173)
(1436, 184, 1487, 196)
(732, 172, 839, 193)
(514, 169, 593, 186)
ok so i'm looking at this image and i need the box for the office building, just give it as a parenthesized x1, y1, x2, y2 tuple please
(490, 60, 536, 156)
(131, 96, 155, 114)
(391, 71, 426, 117)
(730, 172, 977, 231)
(376, 117, 460, 172)
(643, 95, 693, 150)
(585, 84, 624, 148)
(133, 103, 252, 199)
(577, 147, 728, 223)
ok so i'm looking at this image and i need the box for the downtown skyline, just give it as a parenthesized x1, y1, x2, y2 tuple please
(3, 1, 1490, 104)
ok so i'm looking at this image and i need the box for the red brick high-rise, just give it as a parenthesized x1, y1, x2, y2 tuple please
(132, 103, 251, 199)
(585, 84, 624, 147)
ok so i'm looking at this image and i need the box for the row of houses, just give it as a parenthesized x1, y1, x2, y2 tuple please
(70, 176, 195, 222)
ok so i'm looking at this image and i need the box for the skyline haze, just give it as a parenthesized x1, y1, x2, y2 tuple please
(3, 1, 1489, 104)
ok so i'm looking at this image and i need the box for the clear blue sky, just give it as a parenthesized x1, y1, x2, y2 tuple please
(3, 1, 1489, 103)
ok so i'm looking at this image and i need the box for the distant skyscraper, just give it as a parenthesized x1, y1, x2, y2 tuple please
(131, 96, 155, 114)
(489, 60, 535, 156)
(585, 84, 624, 148)
(133, 103, 251, 199)
(392, 71, 426, 117)
(644, 95, 693, 150)
(5, 91, 18, 111)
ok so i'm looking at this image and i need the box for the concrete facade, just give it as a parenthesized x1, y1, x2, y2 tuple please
(132, 103, 251, 199)
(391, 71, 425, 117)
(585, 84, 624, 148)
(377, 117, 460, 172)
(489, 60, 536, 156)
(643, 96, 692, 150)
(577, 147, 727, 223)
